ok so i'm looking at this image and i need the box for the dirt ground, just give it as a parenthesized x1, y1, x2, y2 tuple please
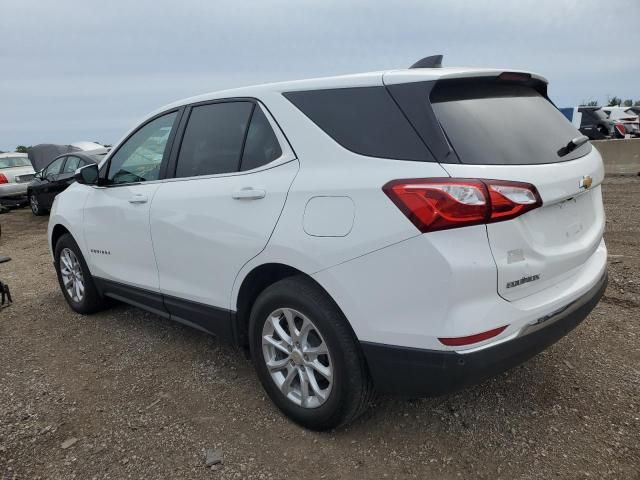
(1, 176, 638, 480)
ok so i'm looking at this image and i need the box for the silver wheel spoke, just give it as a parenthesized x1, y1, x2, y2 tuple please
(281, 367, 297, 396)
(309, 359, 332, 381)
(299, 370, 310, 407)
(303, 341, 328, 360)
(270, 315, 293, 345)
(305, 366, 328, 401)
(282, 309, 298, 342)
(266, 356, 290, 372)
(263, 334, 290, 355)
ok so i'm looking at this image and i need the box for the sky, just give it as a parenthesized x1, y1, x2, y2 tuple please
(1, 0, 639, 151)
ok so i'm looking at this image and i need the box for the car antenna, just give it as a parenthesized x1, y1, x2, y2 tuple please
(409, 55, 443, 69)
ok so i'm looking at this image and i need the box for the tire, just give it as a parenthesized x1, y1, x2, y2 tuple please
(249, 276, 374, 430)
(54, 233, 107, 314)
(29, 193, 47, 216)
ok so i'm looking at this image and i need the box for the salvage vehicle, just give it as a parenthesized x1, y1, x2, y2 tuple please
(0, 153, 36, 201)
(48, 56, 608, 430)
(28, 151, 103, 216)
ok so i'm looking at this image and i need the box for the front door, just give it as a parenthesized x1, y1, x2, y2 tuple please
(82, 111, 179, 295)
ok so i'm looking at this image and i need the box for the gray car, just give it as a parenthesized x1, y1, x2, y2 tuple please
(0, 153, 36, 199)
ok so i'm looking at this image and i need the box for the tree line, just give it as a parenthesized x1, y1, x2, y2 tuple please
(581, 97, 640, 107)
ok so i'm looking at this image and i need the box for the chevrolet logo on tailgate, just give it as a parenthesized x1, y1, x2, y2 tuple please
(580, 175, 593, 189)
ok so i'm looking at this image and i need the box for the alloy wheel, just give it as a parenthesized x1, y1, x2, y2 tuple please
(30, 195, 39, 214)
(262, 308, 333, 408)
(59, 248, 85, 303)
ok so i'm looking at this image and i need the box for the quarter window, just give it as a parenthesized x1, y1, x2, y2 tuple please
(175, 102, 253, 178)
(240, 106, 282, 171)
(107, 112, 177, 185)
(284, 87, 432, 161)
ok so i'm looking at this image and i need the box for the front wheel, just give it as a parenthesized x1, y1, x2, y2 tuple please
(54, 233, 108, 314)
(30, 193, 47, 216)
(249, 276, 374, 430)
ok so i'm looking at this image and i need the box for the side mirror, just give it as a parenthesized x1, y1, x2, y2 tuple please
(75, 164, 99, 185)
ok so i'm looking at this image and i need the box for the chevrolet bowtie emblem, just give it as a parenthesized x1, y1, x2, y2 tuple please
(580, 175, 593, 189)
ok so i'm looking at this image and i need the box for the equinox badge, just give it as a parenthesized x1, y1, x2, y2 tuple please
(506, 274, 540, 289)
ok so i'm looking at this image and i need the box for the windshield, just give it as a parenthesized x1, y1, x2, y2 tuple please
(0, 156, 32, 169)
(431, 82, 592, 165)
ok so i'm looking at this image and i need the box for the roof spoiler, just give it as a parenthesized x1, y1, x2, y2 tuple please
(410, 55, 443, 69)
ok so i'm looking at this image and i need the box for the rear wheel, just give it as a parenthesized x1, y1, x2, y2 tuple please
(249, 276, 373, 430)
(54, 233, 107, 314)
(30, 193, 47, 216)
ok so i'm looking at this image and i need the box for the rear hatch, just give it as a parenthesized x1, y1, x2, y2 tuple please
(386, 72, 605, 301)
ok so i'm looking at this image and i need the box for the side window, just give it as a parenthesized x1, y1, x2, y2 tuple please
(62, 156, 82, 174)
(175, 102, 253, 178)
(240, 106, 282, 171)
(44, 157, 65, 176)
(107, 112, 177, 185)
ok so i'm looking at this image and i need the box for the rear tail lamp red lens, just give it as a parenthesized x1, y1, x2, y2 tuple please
(438, 325, 508, 347)
(383, 178, 542, 233)
(614, 124, 626, 136)
(0, 173, 8, 185)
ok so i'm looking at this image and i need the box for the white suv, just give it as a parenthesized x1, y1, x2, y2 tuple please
(48, 58, 608, 430)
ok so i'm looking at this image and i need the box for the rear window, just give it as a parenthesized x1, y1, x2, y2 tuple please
(284, 87, 433, 161)
(0, 156, 31, 169)
(431, 82, 591, 165)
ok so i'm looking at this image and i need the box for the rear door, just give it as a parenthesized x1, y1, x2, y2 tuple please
(150, 100, 298, 332)
(387, 74, 605, 301)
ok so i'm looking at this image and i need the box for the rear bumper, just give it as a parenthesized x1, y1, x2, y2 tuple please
(0, 183, 28, 198)
(361, 270, 607, 397)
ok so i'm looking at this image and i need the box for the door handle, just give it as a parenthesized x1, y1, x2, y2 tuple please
(232, 188, 266, 200)
(128, 193, 148, 204)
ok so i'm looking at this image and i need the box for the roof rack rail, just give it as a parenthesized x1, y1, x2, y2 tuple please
(410, 55, 443, 69)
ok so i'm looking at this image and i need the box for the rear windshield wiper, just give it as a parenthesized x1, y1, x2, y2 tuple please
(557, 135, 589, 157)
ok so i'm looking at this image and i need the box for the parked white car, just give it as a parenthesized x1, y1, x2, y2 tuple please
(0, 152, 36, 199)
(602, 106, 640, 136)
(48, 59, 608, 430)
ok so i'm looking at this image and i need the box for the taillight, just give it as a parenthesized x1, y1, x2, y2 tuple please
(614, 124, 626, 136)
(383, 178, 542, 233)
(0, 173, 8, 185)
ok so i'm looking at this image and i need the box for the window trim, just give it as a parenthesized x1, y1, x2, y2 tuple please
(164, 97, 295, 182)
(98, 107, 184, 188)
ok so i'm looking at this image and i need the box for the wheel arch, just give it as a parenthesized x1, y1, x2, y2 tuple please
(234, 262, 352, 350)
(50, 223, 71, 251)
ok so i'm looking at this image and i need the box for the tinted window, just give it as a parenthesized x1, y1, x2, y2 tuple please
(108, 112, 177, 184)
(62, 155, 82, 174)
(176, 102, 253, 178)
(240, 106, 282, 171)
(431, 82, 591, 165)
(44, 157, 65, 176)
(284, 87, 431, 161)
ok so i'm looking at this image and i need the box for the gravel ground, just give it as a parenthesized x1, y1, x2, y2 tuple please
(1, 176, 638, 480)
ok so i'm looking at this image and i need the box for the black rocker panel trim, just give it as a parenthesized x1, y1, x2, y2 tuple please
(93, 278, 237, 344)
